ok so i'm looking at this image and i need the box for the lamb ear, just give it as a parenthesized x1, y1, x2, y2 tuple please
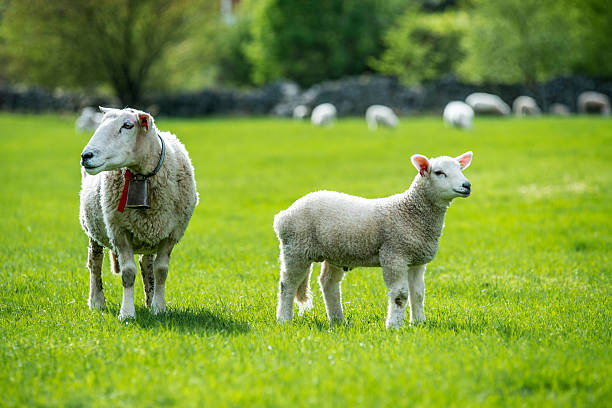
(411, 154, 430, 177)
(456, 151, 473, 170)
(138, 113, 150, 132)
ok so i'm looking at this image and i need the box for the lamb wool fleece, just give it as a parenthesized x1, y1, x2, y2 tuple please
(274, 152, 473, 328)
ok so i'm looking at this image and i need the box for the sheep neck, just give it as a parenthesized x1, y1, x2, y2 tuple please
(398, 175, 450, 241)
(129, 130, 164, 178)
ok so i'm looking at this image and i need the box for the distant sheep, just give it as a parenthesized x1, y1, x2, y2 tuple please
(577, 91, 610, 115)
(273, 152, 473, 329)
(76, 107, 103, 132)
(443, 101, 474, 130)
(513, 96, 541, 116)
(311, 103, 337, 126)
(365, 105, 398, 130)
(79, 107, 198, 320)
(466, 92, 510, 116)
(550, 103, 571, 116)
(293, 105, 310, 119)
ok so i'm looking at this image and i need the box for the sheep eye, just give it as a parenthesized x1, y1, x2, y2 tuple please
(434, 170, 446, 177)
(121, 121, 134, 129)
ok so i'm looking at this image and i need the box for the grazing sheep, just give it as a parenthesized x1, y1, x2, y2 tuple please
(293, 105, 310, 119)
(311, 103, 337, 126)
(513, 96, 541, 116)
(365, 105, 399, 130)
(79, 107, 198, 320)
(550, 103, 571, 116)
(274, 151, 473, 329)
(76, 107, 103, 132)
(577, 91, 611, 115)
(443, 101, 474, 130)
(466, 92, 510, 116)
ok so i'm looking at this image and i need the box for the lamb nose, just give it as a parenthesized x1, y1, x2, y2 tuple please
(463, 181, 471, 189)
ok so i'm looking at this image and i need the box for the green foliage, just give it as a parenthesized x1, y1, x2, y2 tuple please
(569, 0, 612, 78)
(371, 8, 467, 84)
(0, 0, 215, 105)
(1, 114, 611, 406)
(459, 0, 576, 85)
(246, 0, 405, 87)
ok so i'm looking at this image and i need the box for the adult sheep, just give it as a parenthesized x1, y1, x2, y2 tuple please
(466, 92, 510, 116)
(512, 96, 541, 116)
(577, 91, 611, 115)
(274, 152, 473, 329)
(443, 101, 474, 130)
(365, 105, 399, 130)
(79, 107, 198, 320)
(311, 103, 337, 126)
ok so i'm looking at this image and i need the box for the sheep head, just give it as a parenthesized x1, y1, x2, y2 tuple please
(411, 151, 473, 202)
(80, 107, 155, 175)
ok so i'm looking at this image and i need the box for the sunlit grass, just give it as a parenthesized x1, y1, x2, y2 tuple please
(0, 114, 610, 407)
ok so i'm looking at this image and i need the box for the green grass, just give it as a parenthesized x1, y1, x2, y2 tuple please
(0, 114, 610, 407)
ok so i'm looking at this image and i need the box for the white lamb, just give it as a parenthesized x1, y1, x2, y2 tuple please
(466, 92, 510, 116)
(311, 103, 337, 126)
(365, 105, 399, 130)
(512, 96, 541, 116)
(442, 101, 474, 130)
(79, 107, 198, 320)
(274, 151, 473, 329)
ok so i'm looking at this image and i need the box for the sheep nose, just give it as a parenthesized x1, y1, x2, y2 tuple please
(81, 150, 95, 166)
(81, 151, 94, 161)
(462, 181, 471, 190)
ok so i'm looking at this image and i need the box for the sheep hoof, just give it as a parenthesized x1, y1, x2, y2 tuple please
(118, 306, 136, 320)
(88, 297, 107, 311)
(151, 303, 166, 315)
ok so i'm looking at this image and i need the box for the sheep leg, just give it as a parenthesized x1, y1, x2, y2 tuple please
(408, 264, 426, 325)
(319, 261, 346, 324)
(139, 254, 155, 308)
(87, 239, 106, 311)
(151, 239, 174, 315)
(382, 264, 409, 329)
(276, 250, 311, 324)
(113, 236, 138, 320)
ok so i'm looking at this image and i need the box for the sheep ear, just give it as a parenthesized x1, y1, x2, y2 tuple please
(411, 154, 430, 176)
(138, 113, 150, 132)
(99, 106, 115, 114)
(456, 151, 473, 170)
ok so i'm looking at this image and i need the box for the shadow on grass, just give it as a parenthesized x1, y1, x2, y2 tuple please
(131, 306, 251, 336)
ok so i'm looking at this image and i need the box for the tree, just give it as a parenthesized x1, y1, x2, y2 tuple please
(569, 0, 612, 78)
(1, 0, 213, 105)
(459, 0, 576, 86)
(246, 0, 406, 87)
(371, 8, 467, 84)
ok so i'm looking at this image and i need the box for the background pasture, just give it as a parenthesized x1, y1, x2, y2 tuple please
(0, 114, 610, 406)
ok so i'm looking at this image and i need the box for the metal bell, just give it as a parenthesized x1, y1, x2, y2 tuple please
(126, 176, 151, 209)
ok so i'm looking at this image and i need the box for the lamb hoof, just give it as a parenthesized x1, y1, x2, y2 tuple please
(385, 321, 405, 330)
(276, 316, 292, 325)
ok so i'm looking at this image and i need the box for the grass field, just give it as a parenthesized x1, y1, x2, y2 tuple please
(0, 113, 610, 407)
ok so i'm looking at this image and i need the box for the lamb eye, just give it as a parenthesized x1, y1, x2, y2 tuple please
(434, 170, 446, 177)
(121, 121, 134, 129)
